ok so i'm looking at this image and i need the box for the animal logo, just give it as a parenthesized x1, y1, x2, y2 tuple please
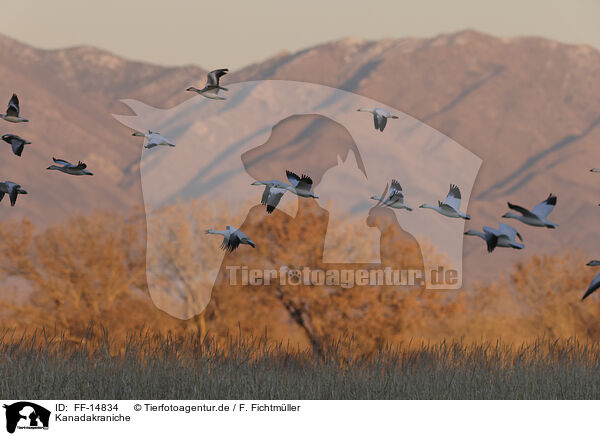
(114, 80, 481, 319)
(3, 402, 50, 433)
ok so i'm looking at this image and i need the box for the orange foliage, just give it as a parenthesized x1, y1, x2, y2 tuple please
(0, 205, 598, 355)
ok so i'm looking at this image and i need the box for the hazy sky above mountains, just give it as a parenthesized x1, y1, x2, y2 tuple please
(3, 0, 598, 69)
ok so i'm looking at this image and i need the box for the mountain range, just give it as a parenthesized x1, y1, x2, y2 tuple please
(0, 29, 599, 284)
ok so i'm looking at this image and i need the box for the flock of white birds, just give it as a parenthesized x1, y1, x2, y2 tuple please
(3, 68, 596, 300)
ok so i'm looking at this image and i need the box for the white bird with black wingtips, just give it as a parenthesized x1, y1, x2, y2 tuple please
(419, 184, 471, 219)
(0, 181, 27, 206)
(370, 180, 413, 211)
(1, 94, 28, 123)
(47, 158, 93, 176)
(206, 226, 256, 252)
(502, 194, 558, 228)
(251, 179, 289, 214)
(186, 68, 229, 100)
(356, 108, 398, 132)
(582, 260, 600, 301)
(1, 134, 31, 156)
(252, 170, 318, 214)
(132, 130, 176, 149)
(464, 222, 524, 252)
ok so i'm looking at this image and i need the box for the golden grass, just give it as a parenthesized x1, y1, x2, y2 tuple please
(1, 329, 600, 399)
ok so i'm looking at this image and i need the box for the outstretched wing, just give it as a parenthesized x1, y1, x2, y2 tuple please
(379, 115, 387, 132)
(10, 138, 24, 156)
(6, 94, 19, 117)
(286, 170, 313, 191)
(207, 68, 229, 86)
(53, 157, 73, 167)
(261, 186, 286, 213)
(286, 170, 301, 187)
(531, 193, 557, 218)
(482, 225, 501, 237)
(297, 174, 313, 191)
(444, 184, 462, 211)
(8, 185, 18, 207)
(388, 179, 405, 203)
(507, 202, 536, 218)
(373, 113, 380, 130)
(223, 233, 241, 253)
(582, 271, 600, 301)
(498, 222, 522, 241)
(485, 232, 499, 253)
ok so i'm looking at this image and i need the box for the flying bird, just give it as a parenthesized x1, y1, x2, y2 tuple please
(464, 222, 524, 252)
(1, 134, 31, 156)
(186, 68, 229, 100)
(132, 130, 176, 149)
(370, 180, 413, 211)
(356, 108, 399, 132)
(253, 180, 289, 214)
(284, 170, 318, 198)
(47, 158, 93, 176)
(206, 225, 256, 252)
(582, 260, 600, 301)
(252, 171, 318, 214)
(0, 181, 27, 206)
(1, 94, 28, 123)
(502, 194, 558, 228)
(419, 184, 471, 219)
(590, 169, 600, 173)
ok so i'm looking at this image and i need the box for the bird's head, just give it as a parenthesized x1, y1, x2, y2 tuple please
(587, 260, 600, 266)
(132, 131, 145, 137)
(251, 181, 263, 186)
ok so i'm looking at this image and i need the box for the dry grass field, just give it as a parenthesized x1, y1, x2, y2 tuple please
(1, 207, 600, 399)
(2, 331, 600, 399)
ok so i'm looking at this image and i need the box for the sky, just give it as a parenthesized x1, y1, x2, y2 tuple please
(1, 0, 599, 69)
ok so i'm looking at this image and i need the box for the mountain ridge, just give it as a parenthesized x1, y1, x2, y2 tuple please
(0, 29, 598, 283)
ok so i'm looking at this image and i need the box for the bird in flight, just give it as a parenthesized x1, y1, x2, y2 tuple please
(502, 194, 558, 228)
(1, 94, 28, 123)
(1, 134, 31, 156)
(47, 158, 93, 176)
(464, 222, 524, 252)
(206, 225, 256, 252)
(186, 68, 229, 100)
(0, 181, 28, 207)
(132, 130, 176, 149)
(252, 170, 318, 214)
(356, 107, 399, 132)
(582, 260, 600, 301)
(370, 179, 413, 211)
(420, 184, 471, 219)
